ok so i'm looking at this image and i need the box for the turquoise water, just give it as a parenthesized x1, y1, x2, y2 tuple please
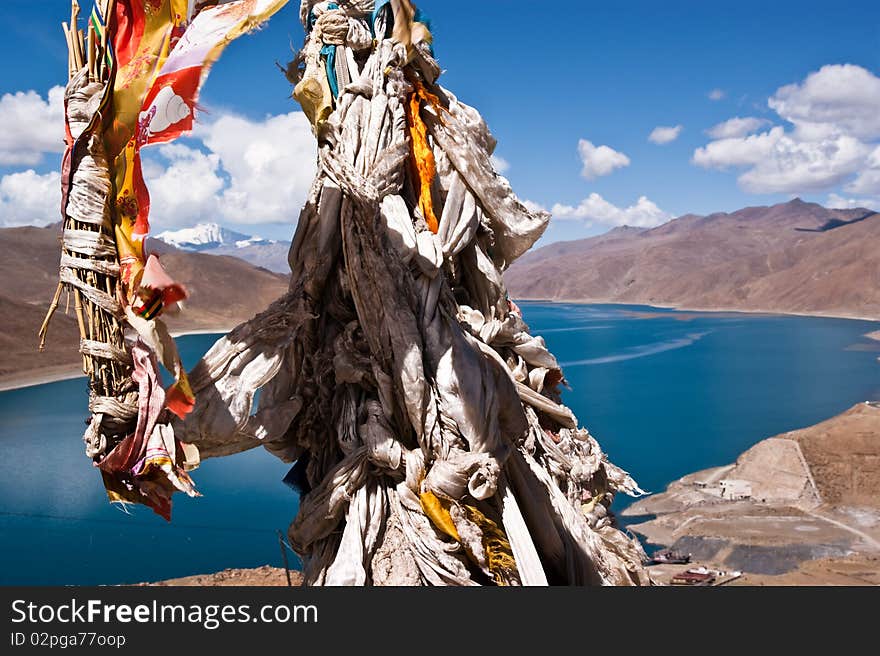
(0, 334, 297, 586)
(1, 304, 878, 584)
(520, 303, 880, 505)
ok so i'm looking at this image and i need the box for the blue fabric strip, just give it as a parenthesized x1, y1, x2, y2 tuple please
(370, 2, 434, 54)
(371, 0, 392, 38)
(310, 4, 341, 98)
(322, 44, 339, 98)
(414, 7, 431, 31)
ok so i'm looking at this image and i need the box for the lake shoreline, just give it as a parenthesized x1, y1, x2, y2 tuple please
(514, 297, 880, 323)
(623, 402, 880, 586)
(0, 327, 233, 393)
(3, 309, 878, 393)
(4, 303, 878, 585)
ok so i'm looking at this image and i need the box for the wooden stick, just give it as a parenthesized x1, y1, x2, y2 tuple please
(72, 291, 85, 339)
(101, 0, 116, 81)
(38, 282, 65, 351)
(71, 0, 81, 59)
(72, 1, 84, 72)
(72, 289, 90, 374)
(76, 30, 85, 71)
(102, 275, 118, 383)
(87, 25, 96, 81)
(69, 26, 82, 73)
(86, 292, 95, 342)
(62, 22, 75, 79)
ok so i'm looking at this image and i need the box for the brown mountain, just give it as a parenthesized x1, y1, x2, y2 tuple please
(0, 223, 289, 387)
(505, 199, 880, 319)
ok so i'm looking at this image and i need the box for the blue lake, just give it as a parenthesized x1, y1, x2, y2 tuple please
(1, 303, 878, 584)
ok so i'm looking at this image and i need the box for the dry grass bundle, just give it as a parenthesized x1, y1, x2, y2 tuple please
(41, 0, 134, 440)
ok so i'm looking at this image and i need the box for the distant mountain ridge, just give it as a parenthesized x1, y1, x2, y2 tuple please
(505, 199, 880, 320)
(155, 222, 271, 251)
(0, 223, 290, 385)
(155, 223, 292, 273)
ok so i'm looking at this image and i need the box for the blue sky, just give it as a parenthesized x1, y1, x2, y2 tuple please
(1, 0, 879, 243)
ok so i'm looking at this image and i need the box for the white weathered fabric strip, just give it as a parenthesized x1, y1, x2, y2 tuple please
(173, 9, 650, 587)
(59, 267, 122, 315)
(60, 253, 120, 276)
(80, 339, 133, 365)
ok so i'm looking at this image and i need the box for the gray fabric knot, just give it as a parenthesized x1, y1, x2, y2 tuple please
(423, 450, 500, 501)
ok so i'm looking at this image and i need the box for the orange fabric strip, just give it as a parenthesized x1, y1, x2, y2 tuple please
(406, 81, 440, 234)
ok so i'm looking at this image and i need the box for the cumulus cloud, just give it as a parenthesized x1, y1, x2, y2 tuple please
(648, 125, 683, 145)
(140, 110, 316, 228)
(577, 139, 630, 179)
(490, 154, 510, 173)
(848, 169, 880, 196)
(706, 116, 772, 139)
(0, 93, 318, 230)
(769, 64, 880, 141)
(0, 170, 61, 226)
(0, 86, 65, 166)
(693, 64, 880, 196)
(551, 193, 671, 228)
(826, 193, 879, 211)
(737, 135, 868, 193)
(693, 127, 784, 169)
(195, 111, 316, 225)
(846, 144, 880, 195)
(145, 144, 225, 226)
(708, 89, 726, 101)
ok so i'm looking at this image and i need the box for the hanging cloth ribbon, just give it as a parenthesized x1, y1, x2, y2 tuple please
(321, 44, 339, 98)
(371, 0, 392, 37)
(109, 0, 289, 418)
(309, 3, 341, 98)
(405, 78, 445, 233)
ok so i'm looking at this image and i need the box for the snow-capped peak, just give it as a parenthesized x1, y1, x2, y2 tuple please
(235, 236, 265, 248)
(155, 223, 273, 252)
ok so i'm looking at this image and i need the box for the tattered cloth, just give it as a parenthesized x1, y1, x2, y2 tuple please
(172, 1, 651, 586)
(95, 339, 199, 520)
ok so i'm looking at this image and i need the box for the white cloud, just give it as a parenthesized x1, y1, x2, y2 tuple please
(0, 87, 65, 166)
(577, 139, 630, 179)
(846, 144, 880, 195)
(195, 111, 316, 224)
(145, 144, 224, 227)
(708, 89, 726, 101)
(140, 110, 317, 229)
(648, 125, 683, 145)
(0, 98, 319, 231)
(490, 154, 510, 173)
(848, 169, 880, 196)
(693, 64, 880, 196)
(826, 193, 879, 211)
(693, 127, 784, 169)
(551, 193, 671, 228)
(738, 134, 868, 193)
(0, 170, 61, 226)
(769, 64, 880, 141)
(706, 116, 772, 139)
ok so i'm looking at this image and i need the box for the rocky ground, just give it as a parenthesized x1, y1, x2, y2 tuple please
(143, 565, 301, 587)
(625, 402, 880, 585)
